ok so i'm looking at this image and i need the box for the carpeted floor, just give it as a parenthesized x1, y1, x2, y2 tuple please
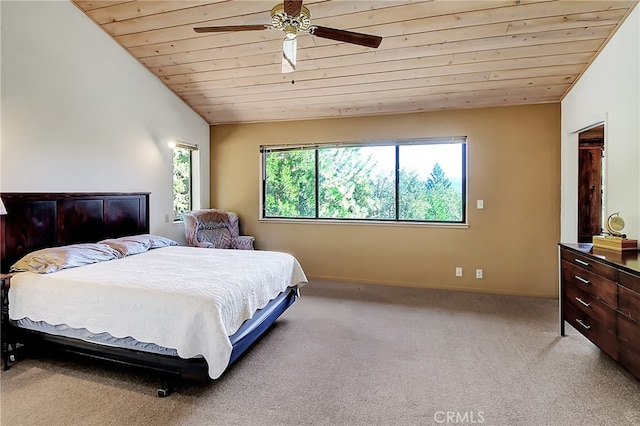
(1, 280, 639, 426)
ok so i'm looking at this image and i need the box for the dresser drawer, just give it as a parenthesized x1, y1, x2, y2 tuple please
(618, 285, 640, 324)
(619, 343, 640, 379)
(561, 260, 618, 307)
(563, 302, 618, 360)
(563, 283, 617, 332)
(618, 314, 640, 352)
(619, 270, 640, 293)
(561, 250, 617, 281)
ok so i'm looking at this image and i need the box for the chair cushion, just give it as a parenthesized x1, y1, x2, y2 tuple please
(197, 228, 233, 249)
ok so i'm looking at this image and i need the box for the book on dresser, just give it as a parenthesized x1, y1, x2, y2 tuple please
(558, 243, 640, 380)
(592, 235, 638, 251)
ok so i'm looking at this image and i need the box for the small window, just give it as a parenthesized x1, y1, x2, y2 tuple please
(261, 138, 467, 223)
(171, 143, 198, 221)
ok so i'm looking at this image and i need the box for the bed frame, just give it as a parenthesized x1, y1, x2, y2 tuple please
(0, 192, 297, 396)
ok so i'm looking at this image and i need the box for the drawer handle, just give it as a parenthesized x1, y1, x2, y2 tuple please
(575, 297, 591, 308)
(574, 275, 591, 285)
(576, 319, 591, 330)
(575, 258, 590, 267)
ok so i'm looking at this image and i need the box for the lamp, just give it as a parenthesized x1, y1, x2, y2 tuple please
(168, 140, 199, 151)
(0, 197, 6, 215)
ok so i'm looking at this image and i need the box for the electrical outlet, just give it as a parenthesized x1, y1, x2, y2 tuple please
(477, 200, 484, 209)
(476, 269, 483, 279)
(164, 213, 170, 223)
(455, 267, 463, 277)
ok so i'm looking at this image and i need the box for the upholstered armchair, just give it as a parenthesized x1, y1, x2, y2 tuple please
(183, 209, 255, 250)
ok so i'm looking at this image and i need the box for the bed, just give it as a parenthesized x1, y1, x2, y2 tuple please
(0, 192, 307, 396)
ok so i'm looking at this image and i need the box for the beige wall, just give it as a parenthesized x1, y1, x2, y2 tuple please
(211, 104, 561, 297)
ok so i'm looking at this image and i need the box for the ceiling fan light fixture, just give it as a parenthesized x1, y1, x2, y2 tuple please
(284, 25, 298, 39)
(282, 37, 297, 73)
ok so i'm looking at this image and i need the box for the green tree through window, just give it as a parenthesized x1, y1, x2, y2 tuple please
(318, 146, 395, 219)
(172, 146, 192, 221)
(264, 150, 315, 217)
(262, 139, 466, 223)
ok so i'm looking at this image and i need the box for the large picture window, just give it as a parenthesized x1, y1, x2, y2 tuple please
(262, 138, 466, 223)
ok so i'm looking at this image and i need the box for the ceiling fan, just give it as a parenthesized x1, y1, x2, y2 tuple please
(193, 0, 382, 73)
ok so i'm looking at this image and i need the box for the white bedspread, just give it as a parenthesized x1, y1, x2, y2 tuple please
(9, 246, 307, 379)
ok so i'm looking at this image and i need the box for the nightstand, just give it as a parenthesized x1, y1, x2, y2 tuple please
(1, 273, 15, 370)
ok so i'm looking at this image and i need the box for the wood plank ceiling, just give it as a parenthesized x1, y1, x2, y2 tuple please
(72, 0, 638, 125)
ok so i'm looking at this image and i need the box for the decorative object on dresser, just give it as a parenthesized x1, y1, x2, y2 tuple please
(592, 212, 638, 251)
(559, 243, 640, 380)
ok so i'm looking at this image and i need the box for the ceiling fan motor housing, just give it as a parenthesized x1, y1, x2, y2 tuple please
(270, 3, 311, 38)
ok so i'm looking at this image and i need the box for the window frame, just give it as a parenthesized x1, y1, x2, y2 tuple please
(260, 137, 467, 225)
(171, 142, 198, 222)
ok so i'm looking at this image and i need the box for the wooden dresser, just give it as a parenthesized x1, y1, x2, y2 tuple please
(559, 243, 639, 380)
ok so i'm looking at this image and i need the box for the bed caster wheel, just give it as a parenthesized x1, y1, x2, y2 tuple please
(157, 377, 174, 397)
(157, 387, 173, 398)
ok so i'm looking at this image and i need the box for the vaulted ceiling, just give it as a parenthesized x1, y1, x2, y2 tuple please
(72, 0, 638, 125)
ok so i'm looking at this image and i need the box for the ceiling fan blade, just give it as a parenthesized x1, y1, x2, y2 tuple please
(282, 37, 297, 73)
(194, 25, 269, 33)
(284, 0, 303, 17)
(310, 26, 382, 48)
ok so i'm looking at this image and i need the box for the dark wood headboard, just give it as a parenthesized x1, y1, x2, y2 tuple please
(0, 192, 150, 273)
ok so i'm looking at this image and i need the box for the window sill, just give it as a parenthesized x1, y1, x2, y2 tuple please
(258, 218, 469, 229)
